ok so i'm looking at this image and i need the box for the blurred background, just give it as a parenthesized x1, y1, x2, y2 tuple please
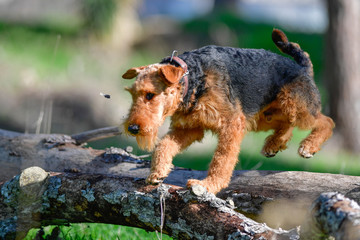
(0, 0, 359, 238)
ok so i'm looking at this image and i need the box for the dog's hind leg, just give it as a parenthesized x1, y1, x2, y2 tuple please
(273, 78, 334, 158)
(298, 113, 334, 158)
(261, 124, 294, 157)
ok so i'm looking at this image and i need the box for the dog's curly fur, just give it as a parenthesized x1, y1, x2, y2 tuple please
(122, 29, 335, 194)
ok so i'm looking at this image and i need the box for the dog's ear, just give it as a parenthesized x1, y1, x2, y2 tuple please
(122, 66, 146, 79)
(158, 65, 184, 85)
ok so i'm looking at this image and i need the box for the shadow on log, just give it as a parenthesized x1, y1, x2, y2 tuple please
(1, 128, 360, 239)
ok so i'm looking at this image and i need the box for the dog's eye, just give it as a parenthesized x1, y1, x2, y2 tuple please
(146, 93, 155, 100)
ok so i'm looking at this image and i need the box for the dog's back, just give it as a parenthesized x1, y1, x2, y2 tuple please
(178, 42, 312, 116)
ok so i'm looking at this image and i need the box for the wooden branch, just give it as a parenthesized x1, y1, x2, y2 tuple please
(71, 126, 122, 145)
(2, 128, 360, 239)
(0, 167, 298, 239)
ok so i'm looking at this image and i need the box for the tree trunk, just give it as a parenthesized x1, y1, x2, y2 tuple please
(325, 0, 360, 152)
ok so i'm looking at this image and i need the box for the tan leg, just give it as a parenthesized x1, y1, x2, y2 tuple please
(298, 113, 335, 158)
(187, 115, 246, 194)
(146, 128, 204, 184)
(261, 125, 294, 157)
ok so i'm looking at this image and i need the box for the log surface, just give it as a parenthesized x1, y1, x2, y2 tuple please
(0, 166, 298, 239)
(1, 129, 360, 239)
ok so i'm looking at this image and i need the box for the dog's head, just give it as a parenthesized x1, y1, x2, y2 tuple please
(122, 64, 185, 151)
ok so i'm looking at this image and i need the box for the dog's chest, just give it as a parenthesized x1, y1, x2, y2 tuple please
(172, 95, 237, 130)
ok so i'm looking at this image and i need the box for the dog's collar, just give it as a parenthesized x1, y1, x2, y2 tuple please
(164, 55, 189, 99)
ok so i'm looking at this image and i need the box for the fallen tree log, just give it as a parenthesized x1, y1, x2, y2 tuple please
(1, 129, 360, 213)
(1, 128, 360, 239)
(1, 166, 298, 239)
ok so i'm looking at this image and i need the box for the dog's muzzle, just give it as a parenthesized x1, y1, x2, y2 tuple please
(128, 124, 140, 135)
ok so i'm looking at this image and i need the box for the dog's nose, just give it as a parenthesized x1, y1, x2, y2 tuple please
(128, 124, 140, 135)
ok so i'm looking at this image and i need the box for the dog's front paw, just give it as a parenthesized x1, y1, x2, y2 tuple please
(187, 179, 212, 194)
(187, 179, 204, 188)
(146, 173, 165, 185)
(187, 179, 224, 194)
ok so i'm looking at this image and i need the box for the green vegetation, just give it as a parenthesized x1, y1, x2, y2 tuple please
(25, 223, 172, 240)
(0, 23, 71, 73)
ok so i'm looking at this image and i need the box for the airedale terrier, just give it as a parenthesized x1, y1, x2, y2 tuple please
(122, 29, 334, 194)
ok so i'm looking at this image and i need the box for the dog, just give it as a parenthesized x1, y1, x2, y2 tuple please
(122, 29, 335, 194)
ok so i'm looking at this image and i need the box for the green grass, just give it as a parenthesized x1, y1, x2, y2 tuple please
(25, 223, 172, 240)
(0, 24, 72, 74)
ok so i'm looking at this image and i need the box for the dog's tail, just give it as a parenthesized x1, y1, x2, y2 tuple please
(272, 29, 313, 77)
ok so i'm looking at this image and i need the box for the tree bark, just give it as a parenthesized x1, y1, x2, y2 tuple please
(70, 126, 121, 145)
(302, 192, 360, 240)
(325, 0, 360, 152)
(1, 166, 298, 240)
(218, 170, 360, 230)
(1, 128, 360, 239)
